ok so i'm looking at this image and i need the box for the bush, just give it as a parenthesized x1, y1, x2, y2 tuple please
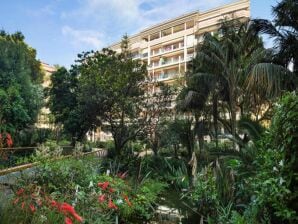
(1, 154, 167, 224)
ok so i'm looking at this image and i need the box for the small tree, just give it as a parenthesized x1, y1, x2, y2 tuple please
(76, 37, 147, 155)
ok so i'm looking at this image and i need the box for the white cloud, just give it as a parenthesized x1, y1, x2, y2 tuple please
(62, 26, 104, 49)
(62, 0, 230, 31)
(60, 0, 231, 49)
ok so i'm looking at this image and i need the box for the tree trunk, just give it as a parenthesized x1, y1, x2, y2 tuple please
(230, 92, 237, 151)
(213, 94, 219, 150)
(152, 140, 158, 156)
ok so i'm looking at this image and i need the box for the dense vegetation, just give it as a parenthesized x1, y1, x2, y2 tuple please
(0, 31, 43, 145)
(0, 0, 297, 223)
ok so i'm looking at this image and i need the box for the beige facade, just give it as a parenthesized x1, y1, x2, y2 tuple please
(109, 0, 250, 89)
(95, 0, 250, 142)
(36, 62, 56, 129)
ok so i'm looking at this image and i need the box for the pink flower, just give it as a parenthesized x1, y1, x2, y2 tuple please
(109, 188, 115, 193)
(98, 194, 106, 203)
(117, 171, 128, 179)
(29, 204, 36, 213)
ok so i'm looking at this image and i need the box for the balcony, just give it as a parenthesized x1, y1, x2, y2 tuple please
(131, 53, 141, 59)
(150, 56, 185, 70)
(151, 42, 184, 57)
(152, 72, 179, 82)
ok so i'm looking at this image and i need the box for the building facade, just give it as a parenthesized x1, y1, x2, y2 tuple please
(35, 62, 56, 129)
(109, 0, 250, 91)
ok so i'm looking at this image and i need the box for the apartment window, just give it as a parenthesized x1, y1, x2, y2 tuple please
(173, 43, 179, 50)
(186, 35, 194, 46)
(131, 51, 139, 59)
(173, 23, 184, 33)
(163, 44, 172, 52)
(152, 48, 160, 55)
(161, 28, 172, 37)
(186, 20, 194, 29)
(150, 32, 160, 41)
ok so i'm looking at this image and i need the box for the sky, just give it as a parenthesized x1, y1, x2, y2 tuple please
(0, 0, 278, 68)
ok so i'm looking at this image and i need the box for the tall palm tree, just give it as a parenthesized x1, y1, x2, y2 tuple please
(181, 20, 292, 150)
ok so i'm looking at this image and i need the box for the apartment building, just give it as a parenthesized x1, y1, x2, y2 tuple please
(93, 0, 250, 142)
(109, 0, 250, 90)
(35, 62, 56, 129)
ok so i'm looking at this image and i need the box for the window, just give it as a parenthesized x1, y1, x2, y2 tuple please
(161, 28, 172, 37)
(186, 20, 194, 29)
(173, 23, 184, 33)
(150, 32, 160, 41)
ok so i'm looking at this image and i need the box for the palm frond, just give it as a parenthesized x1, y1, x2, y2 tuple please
(246, 63, 291, 97)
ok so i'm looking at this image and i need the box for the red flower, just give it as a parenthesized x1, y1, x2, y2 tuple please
(6, 133, 13, 147)
(123, 195, 132, 207)
(60, 203, 83, 222)
(65, 217, 73, 224)
(13, 197, 19, 205)
(30, 204, 36, 213)
(98, 181, 109, 190)
(16, 188, 24, 195)
(98, 194, 106, 203)
(51, 200, 59, 208)
(108, 199, 118, 210)
(21, 202, 25, 209)
(109, 188, 115, 193)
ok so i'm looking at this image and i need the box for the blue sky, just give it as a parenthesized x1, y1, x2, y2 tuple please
(0, 0, 278, 68)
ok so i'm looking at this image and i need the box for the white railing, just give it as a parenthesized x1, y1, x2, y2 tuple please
(151, 42, 184, 57)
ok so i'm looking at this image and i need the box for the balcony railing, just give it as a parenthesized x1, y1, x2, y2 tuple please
(151, 42, 184, 57)
(150, 56, 185, 69)
(152, 72, 179, 82)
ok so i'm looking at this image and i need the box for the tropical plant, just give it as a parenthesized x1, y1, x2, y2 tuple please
(180, 20, 293, 151)
(252, 0, 298, 76)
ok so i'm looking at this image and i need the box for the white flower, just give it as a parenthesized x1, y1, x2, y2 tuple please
(273, 166, 278, 172)
(88, 181, 94, 188)
(279, 177, 285, 185)
(116, 199, 123, 205)
(279, 160, 284, 167)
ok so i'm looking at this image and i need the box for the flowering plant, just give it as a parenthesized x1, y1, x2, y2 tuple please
(96, 173, 133, 214)
(0, 132, 13, 160)
(12, 184, 83, 224)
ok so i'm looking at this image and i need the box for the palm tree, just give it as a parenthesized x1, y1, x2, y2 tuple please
(252, 0, 298, 76)
(181, 20, 292, 150)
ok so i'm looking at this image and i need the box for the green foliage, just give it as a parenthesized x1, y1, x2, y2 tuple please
(244, 92, 298, 222)
(76, 44, 147, 155)
(131, 179, 167, 221)
(214, 92, 298, 224)
(0, 31, 43, 141)
(189, 164, 219, 217)
(253, 0, 298, 76)
(2, 154, 167, 223)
